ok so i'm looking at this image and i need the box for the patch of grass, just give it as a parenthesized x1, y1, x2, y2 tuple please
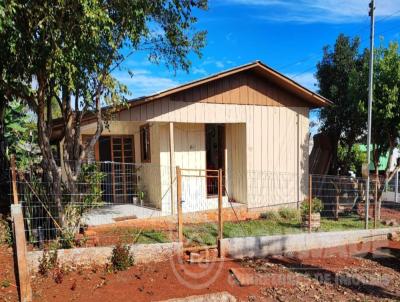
(260, 210, 280, 221)
(109, 228, 170, 244)
(278, 207, 300, 220)
(183, 224, 218, 246)
(182, 215, 383, 245)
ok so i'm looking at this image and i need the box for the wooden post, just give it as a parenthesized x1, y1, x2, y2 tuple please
(176, 166, 183, 244)
(217, 169, 223, 258)
(169, 122, 176, 215)
(308, 174, 312, 233)
(335, 178, 340, 221)
(10, 157, 32, 302)
(374, 175, 378, 228)
(11, 155, 19, 205)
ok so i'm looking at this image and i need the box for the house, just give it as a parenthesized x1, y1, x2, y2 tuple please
(51, 61, 330, 223)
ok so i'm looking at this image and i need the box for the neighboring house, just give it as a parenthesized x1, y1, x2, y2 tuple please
(51, 61, 330, 221)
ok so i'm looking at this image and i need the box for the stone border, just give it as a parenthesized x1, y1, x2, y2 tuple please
(221, 227, 400, 259)
(28, 242, 181, 272)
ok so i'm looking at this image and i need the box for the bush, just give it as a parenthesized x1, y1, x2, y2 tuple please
(278, 207, 300, 220)
(38, 248, 58, 276)
(0, 215, 12, 246)
(110, 243, 134, 271)
(260, 211, 280, 221)
(301, 198, 323, 215)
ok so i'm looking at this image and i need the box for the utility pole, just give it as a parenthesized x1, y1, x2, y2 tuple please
(365, 0, 375, 229)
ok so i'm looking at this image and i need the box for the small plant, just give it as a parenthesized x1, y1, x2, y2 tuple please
(38, 248, 58, 276)
(278, 207, 300, 220)
(1, 279, 10, 288)
(260, 211, 280, 221)
(110, 243, 134, 271)
(301, 198, 323, 215)
(0, 215, 12, 246)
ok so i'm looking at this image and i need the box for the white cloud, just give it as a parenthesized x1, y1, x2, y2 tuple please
(221, 0, 400, 24)
(192, 67, 208, 75)
(286, 72, 317, 91)
(114, 72, 179, 97)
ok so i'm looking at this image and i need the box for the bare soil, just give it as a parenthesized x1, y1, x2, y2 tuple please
(4, 239, 400, 301)
(0, 245, 18, 302)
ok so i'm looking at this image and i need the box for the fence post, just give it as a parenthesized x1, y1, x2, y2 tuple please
(395, 170, 399, 203)
(374, 175, 378, 228)
(217, 169, 223, 258)
(308, 174, 312, 233)
(176, 166, 183, 244)
(10, 156, 32, 302)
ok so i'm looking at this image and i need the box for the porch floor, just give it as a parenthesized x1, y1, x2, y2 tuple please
(83, 204, 162, 226)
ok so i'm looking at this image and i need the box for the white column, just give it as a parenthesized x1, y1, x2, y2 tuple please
(169, 122, 176, 214)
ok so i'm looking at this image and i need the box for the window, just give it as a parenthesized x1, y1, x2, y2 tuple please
(140, 124, 151, 162)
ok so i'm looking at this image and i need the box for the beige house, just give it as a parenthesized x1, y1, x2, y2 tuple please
(53, 61, 330, 222)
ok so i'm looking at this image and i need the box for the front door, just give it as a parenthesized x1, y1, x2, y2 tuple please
(205, 124, 225, 196)
(98, 136, 135, 203)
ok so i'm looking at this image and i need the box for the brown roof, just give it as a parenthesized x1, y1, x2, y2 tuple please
(125, 60, 331, 109)
(51, 61, 331, 140)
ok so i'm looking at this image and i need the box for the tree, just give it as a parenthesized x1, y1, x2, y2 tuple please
(316, 34, 368, 174)
(0, 0, 207, 226)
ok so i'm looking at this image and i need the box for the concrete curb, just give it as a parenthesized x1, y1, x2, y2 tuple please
(27, 242, 182, 272)
(221, 227, 400, 259)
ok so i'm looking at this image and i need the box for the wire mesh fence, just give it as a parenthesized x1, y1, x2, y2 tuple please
(9, 158, 400, 252)
(12, 161, 176, 250)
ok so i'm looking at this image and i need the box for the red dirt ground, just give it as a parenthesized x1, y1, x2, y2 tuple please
(0, 245, 18, 302)
(4, 240, 400, 301)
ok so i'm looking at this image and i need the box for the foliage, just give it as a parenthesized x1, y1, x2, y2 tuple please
(259, 211, 281, 221)
(300, 198, 323, 215)
(4, 100, 39, 169)
(38, 248, 59, 276)
(337, 143, 367, 175)
(370, 42, 400, 172)
(183, 215, 373, 244)
(278, 207, 300, 220)
(316, 34, 368, 174)
(110, 243, 134, 271)
(61, 163, 105, 248)
(0, 0, 208, 227)
(0, 215, 12, 246)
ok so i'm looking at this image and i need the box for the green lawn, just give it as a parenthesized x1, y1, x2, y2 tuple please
(183, 214, 383, 246)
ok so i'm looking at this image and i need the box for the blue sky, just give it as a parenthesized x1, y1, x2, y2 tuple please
(113, 0, 400, 130)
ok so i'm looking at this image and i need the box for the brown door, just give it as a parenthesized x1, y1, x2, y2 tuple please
(205, 124, 225, 197)
(98, 136, 135, 203)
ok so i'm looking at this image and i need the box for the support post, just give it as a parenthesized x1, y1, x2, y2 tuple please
(365, 0, 375, 230)
(374, 174, 378, 228)
(308, 174, 312, 233)
(176, 166, 183, 244)
(11, 157, 32, 302)
(395, 170, 399, 203)
(169, 122, 176, 215)
(217, 169, 223, 258)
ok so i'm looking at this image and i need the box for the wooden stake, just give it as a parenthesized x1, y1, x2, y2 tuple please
(217, 169, 223, 258)
(11, 155, 19, 205)
(10, 156, 32, 302)
(309, 174, 312, 233)
(176, 166, 183, 244)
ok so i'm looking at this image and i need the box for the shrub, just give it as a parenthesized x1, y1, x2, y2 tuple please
(260, 211, 280, 221)
(278, 207, 300, 220)
(110, 243, 134, 271)
(0, 215, 12, 246)
(38, 248, 58, 276)
(301, 198, 323, 215)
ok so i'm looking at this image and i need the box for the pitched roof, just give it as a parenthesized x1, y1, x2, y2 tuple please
(124, 60, 331, 109)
